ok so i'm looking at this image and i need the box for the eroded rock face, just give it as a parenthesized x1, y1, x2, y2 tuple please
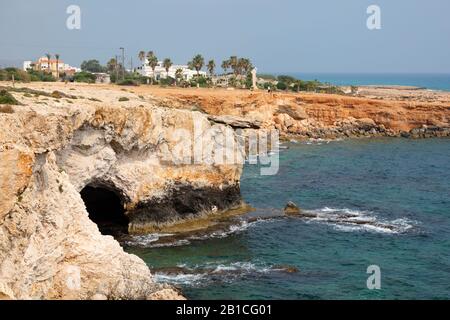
(146, 87, 450, 140)
(0, 84, 243, 299)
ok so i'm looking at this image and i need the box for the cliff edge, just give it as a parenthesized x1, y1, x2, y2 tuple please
(0, 83, 243, 299)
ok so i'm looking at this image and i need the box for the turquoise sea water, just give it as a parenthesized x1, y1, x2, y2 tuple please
(283, 73, 450, 92)
(127, 138, 450, 299)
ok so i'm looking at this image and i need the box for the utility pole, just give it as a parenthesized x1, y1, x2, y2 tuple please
(120, 47, 125, 81)
(115, 55, 119, 83)
(130, 57, 133, 73)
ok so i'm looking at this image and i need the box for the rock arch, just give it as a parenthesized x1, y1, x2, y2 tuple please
(80, 184, 129, 236)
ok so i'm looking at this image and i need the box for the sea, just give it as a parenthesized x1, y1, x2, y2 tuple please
(282, 73, 450, 92)
(126, 138, 450, 300)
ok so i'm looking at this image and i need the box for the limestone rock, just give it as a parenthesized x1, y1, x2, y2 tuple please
(0, 83, 245, 299)
(148, 288, 186, 300)
(207, 114, 262, 129)
(284, 201, 301, 216)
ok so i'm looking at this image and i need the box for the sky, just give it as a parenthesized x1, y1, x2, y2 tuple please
(1, 0, 449, 73)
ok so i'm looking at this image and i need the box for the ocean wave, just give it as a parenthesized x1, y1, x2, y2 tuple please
(304, 138, 343, 145)
(304, 207, 418, 234)
(125, 220, 256, 248)
(187, 220, 254, 241)
(124, 233, 192, 248)
(153, 260, 291, 287)
(209, 261, 273, 274)
(153, 272, 206, 286)
(124, 233, 172, 246)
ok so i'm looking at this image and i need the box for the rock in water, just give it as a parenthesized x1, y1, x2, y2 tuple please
(284, 201, 301, 215)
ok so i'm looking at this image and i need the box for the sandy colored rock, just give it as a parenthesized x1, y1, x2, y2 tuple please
(148, 288, 186, 300)
(137, 86, 450, 139)
(284, 201, 301, 216)
(0, 82, 246, 300)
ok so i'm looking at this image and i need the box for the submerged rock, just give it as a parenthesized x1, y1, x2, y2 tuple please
(284, 201, 301, 216)
(274, 265, 300, 273)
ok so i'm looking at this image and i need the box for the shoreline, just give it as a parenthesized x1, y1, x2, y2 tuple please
(1, 80, 449, 300)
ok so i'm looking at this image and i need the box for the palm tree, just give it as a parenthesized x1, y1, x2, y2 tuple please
(175, 68, 183, 86)
(189, 54, 205, 77)
(237, 58, 253, 78)
(163, 58, 173, 78)
(55, 54, 60, 79)
(221, 60, 229, 75)
(147, 51, 158, 84)
(207, 60, 216, 77)
(107, 58, 118, 73)
(138, 51, 146, 64)
(45, 53, 52, 74)
(228, 56, 238, 76)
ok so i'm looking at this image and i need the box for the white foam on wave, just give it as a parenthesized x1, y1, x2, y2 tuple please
(304, 138, 343, 145)
(189, 220, 251, 241)
(154, 260, 278, 287)
(153, 273, 206, 286)
(210, 261, 272, 274)
(305, 207, 418, 234)
(126, 219, 260, 248)
(124, 233, 173, 247)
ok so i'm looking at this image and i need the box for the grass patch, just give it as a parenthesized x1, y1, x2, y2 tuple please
(0, 90, 19, 105)
(118, 97, 129, 102)
(88, 97, 102, 102)
(51, 90, 77, 99)
(0, 86, 78, 99)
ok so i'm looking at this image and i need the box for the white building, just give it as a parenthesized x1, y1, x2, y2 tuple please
(137, 60, 206, 81)
(23, 61, 32, 71)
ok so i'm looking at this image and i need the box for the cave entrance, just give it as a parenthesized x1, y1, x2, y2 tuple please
(80, 185, 129, 236)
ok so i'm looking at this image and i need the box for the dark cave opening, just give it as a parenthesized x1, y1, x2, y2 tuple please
(80, 185, 129, 236)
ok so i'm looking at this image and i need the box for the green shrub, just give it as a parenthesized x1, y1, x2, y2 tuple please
(0, 90, 19, 105)
(118, 97, 129, 102)
(277, 75, 296, 84)
(0, 68, 31, 82)
(117, 79, 139, 86)
(26, 69, 55, 82)
(159, 77, 175, 86)
(189, 75, 209, 88)
(0, 69, 7, 81)
(276, 82, 288, 91)
(73, 71, 96, 83)
(257, 73, 277, 81)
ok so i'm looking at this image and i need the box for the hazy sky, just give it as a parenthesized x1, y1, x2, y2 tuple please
(1, 0, 449, 73)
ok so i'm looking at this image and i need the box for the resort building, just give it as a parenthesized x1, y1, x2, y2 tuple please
(136, 60, 206, 81)
(23, 57, 80, 77)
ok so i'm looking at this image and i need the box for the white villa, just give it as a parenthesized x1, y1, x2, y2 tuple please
(136, 59, 207, 81)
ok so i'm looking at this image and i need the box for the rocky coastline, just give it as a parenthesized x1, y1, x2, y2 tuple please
(0, 82, 243, 299)
(145, 85, 450, 141)
(1, 81, 449, 300)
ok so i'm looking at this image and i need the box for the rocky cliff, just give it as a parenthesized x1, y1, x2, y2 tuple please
(0, 83, 243, 299)
(147, 87, 450, 139)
